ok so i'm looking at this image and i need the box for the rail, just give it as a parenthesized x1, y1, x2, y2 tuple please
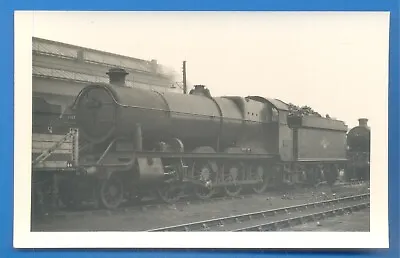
(234, 202, 369, 231)
(147, 193, 370, 232)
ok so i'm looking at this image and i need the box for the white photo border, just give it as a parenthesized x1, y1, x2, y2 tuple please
(13, 11, 389, 249)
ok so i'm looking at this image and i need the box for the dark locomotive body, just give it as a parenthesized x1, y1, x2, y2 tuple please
(31, 68, 369, 212)
(54, 68, 349, 209)
(346, 118, 371, 180)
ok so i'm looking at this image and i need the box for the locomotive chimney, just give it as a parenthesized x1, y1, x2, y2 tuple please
(358, 118, 368, 127)
(107, 68, 129, 87)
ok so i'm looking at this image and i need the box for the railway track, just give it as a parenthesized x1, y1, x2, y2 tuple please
(147, 193, 370, 232)
(37, 180, 367, 220)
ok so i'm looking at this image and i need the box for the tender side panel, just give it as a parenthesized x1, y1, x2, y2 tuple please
(301, 116, 347, 131)
(288, 116, 348, 131)
(294, 128, 347, 161)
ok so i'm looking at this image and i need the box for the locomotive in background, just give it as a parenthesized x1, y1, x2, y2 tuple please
(31, 68, 371, 212)
(346, 118, 371, 181)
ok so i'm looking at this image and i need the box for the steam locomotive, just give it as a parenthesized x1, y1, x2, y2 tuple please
(346, 118, 371, 181)
(31, 68, 370, 211)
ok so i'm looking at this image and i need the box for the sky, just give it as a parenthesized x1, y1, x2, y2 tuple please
(30, 11, 390, 129)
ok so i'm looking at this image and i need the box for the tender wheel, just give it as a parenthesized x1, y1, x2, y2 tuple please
(192, 162, 217, 200)
(223, 163, 243, 197)
(343, 166, 355, 182)
(355, 166, 370, 182)
(324, 165, 338, 186)
(306, 167, 322, 186)
(98, 176, 124, 209)
(59, 194, 80, 210)
(251, 165, 270, 194)
(156, 183, 183, 204)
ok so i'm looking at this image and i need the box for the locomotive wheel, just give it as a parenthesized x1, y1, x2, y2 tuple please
(59, 179, 81, 210)
(192, 162, 217, 200)
(125, 190, 143, 205)
(156, 183, 183, 204)
(98, 176, 124, 209)
(59, 194, 80, 210)
(223, 163, 243, 197)
(194, 187, 216, 200)
(31, 183, 45, 219)
(252, 165, 270, 194)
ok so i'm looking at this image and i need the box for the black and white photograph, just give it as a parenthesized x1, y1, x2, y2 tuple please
(14, 11, 389, 248)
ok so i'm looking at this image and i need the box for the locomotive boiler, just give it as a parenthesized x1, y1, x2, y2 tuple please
(59, 68, 351, 209)
(75, 68, 276, 154)
(347, 118, 370, 152)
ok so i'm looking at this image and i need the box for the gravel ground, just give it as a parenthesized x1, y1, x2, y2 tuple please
(32, 183, 369, 232)
(289, 208, 370, 232)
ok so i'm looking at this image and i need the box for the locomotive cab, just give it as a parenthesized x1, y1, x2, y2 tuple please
(241, 96, 293, 160)
(265, 99, 293, 161)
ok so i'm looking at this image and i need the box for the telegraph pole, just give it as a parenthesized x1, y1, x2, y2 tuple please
(182, 61, 187, 94)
